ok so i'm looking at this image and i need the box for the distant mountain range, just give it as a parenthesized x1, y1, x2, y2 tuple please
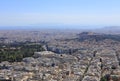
(92, 26, 120, 34)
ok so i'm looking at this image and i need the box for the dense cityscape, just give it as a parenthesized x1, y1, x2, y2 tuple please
(0, 30, 120, 81)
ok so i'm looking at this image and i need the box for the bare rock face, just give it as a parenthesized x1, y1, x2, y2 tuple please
(33, 51, 55, 58)
(22, 57, 37, 64)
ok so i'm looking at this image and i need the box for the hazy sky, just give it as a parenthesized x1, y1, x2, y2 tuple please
(0, 0, 120, 27)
